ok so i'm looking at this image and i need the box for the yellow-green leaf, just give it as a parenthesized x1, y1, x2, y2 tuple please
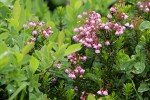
(64, 43, 82, 56)
(74, 0, 82, 10)
(30, 56, 39, 74)
(58, 31, 65, 47)
(22, 43, 34, 55)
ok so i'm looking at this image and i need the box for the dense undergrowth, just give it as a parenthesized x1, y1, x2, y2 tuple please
(0, 0, 150, 100)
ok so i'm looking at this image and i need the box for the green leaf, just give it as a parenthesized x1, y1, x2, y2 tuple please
(0, 2, 10, 19)
(0, 42, 8, 69)
(22, 43, 34, 55)
(116, 50, 130, 63)
(6, 84, 17, 95)
(132, 62, 145, 74)
(135, 43, 145, 54)
(58, 31, 65, 47)
(119, 61, 134, 71)
(85, 73, 102, 87)
(0, 0, 14, 6)
(74, 0, 82, 10)
(12, 0, 21, 21)
(123, 83, 133, 96)
(15, 53, 24, 63)
(138, 82, 149, 93)
(66, 89, 75, 100)
(0, 32, 9, 40)
(8, 82, 28, 100)
(7, 0, 25, 32)
(87, 94, 95, 100)
(18, 5, 26, 31)
(53, 44, 67, 60)
(7, 18, 18, 29)
(139, 21, 150, 31)
(64, 43, 82, 56)
(30, 56, 39, 74)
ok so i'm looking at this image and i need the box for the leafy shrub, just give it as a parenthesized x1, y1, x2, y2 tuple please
(0, 0, 150, 100)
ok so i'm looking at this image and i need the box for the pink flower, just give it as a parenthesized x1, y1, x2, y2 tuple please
(122, 13, 128, 20)
(74, 28, 79, 32)
(80, 69, 85, 74)
(125, 23, 130, 27)
(79, 75, 83, 78)
(38, 22, 44, 26)
(44, 34, 49, 38)
(103, 90, 108, 96)
(81, 56, 87, 61)
(65, 69, 70, 74)
(73, 35, 79, 42)
(42, 30, 47, 35)
(105, 40, 110, 46)
(144, 7, 149, 12)
(104, 25, 110, 30)
(68, 73, 76, 79)
(129, 24, 134, 29)
(23, 24, 28, 28)
(74, 69, 79, 74)
(97, 89, 108, 96)
(114, 23, 119, 29)
(97, 44, 102, 48)
(137, 1, 142, 6)
(32, 30, 37, 35)
(140, 5, 143, 10)
(83, 11, 88, 15)
(29, 22, 36, 27)
(57, 63, 61, 68)
(90, 20, 95, 24)
(78, 15, 82, 19)
(95, 50, 100, 54)
(31, 38, 36, 42)
(110, 7, 116, 13)
(107, 14, 112, 18)
(48, 30, 53, 34)
(97, 90, 103, 95)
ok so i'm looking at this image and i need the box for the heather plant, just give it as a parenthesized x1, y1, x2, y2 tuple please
(0, 0, 150, 100)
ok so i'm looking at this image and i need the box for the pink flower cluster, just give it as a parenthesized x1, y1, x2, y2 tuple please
(80, 91, 86, 100)
(100, 7, 135, 36)
(73, 11, 102, 54)
(67, 53, 87, 64)
(137, 1, 150, 12)
(73, 9, 134, 53)
(65, 53, 86, 79)
(97, 89, 108, 96)
(65, 65, 85, 79)
(23, 21, 53, 43)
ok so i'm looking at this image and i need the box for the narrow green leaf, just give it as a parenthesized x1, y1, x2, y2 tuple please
(0, 42, 8, 69)
(22, 43, 34, 55)
(30, 56, 39, 74)
(64, 43, 82, 56)
(18, 5, 26, 31)
(58, 31, 65, 47)
(12, 0, 21, 21)
(8, 82, 28, 100)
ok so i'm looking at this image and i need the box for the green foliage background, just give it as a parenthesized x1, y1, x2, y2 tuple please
(0, 0, 150, 100)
